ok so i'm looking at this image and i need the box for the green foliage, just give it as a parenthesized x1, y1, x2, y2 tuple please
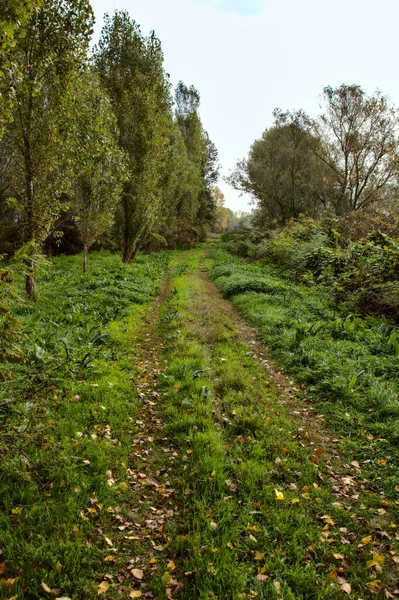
(222, 218, 399, 318)
(68, 67, 127, 271)
(95, 12, 174, 262)
(228, 109, 329, 225)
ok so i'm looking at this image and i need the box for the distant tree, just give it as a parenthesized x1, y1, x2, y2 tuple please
(314, 84, 399, 215)
(95, 11, 173, 263)
(228, 109, 328, 226)
(156, 121, 203, 247)
(4, 0, 94, 294)
(211, 186, 227, 233)
(69, 69, 127, 272)
(175, 82, 219, 238)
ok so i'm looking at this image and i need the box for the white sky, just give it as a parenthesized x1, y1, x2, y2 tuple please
(90, 0, 399, 211)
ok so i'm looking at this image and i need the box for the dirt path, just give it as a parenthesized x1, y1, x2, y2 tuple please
(109, 245, 399, 600)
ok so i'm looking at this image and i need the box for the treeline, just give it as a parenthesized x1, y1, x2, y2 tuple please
(229, 84, 399, 227)
(0, 0, 219, 292)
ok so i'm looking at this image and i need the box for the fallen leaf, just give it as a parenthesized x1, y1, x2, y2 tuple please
(129, 593, 142, 599)
(41, 583, 52, 593)
(274, 489, 284, 501)
(167, 561, 176, 571)
(333, 553, 345, 560)
(359, 535, 372, 547)
(131, 569, 143, 580)
(341, 582, 351, 595)
(257, 574, 268, 582)
(97, 581, 110, 595)
(367, 553, 385, 568)
(254, 552, 265, 561)
(104, 556, 116, 563)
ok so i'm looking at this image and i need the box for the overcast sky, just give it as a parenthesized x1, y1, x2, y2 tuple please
(90, 0, 399, 211)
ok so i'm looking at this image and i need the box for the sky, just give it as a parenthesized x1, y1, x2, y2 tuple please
(90, 0, 399, 211)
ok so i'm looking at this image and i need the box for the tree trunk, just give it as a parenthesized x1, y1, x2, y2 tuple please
(83, 245, 88, 273)
(25, 259, 36, 298)
(122, 245, 130, 264)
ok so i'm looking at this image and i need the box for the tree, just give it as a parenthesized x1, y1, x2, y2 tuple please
(69, 69, 127, 272)
(228, 109, 327, 226)
(95, 11, 173, 263)
(4, 0, 94, 294)
(210, 186, 228, 233)
(0, 0, 43, 138)
(314, 84, 399, 215)
(174, 81, 220, 239)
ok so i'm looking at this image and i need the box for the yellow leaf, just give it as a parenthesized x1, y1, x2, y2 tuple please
(119, 482, 129, 491)
(104, 556, 115, 563)
(302, 492, 310, 499)
(395, 485, 399, 492)
(184, 488, 191, 495)
(41, 582, 52, 593)
(254, 552, 265, 561)
(11, 508, 22, 515)
(333, 553, 344, 560)
(226, 542, 233, 549)
(360, 535, 372, 546)
(291, 498, 300, 504)
(97, 581, 110, 595)
(167, 561, 176, 571)
(377, 459, 387, 465)
(367, 553, 385, 568)
(274, 489, 284, 501)
(325, 518, 335, 526)
(149, 558, 157, 564)
(129, 593, 142, 599)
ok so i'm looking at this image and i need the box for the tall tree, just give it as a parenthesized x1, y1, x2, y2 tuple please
(4, 0, 94, 294)
(228, 109, 327, 226)
(314, 84, 399, 215)
(69, 69, 127, 272)
(95, 11, 172, 263)
(174, 81, 219, 239)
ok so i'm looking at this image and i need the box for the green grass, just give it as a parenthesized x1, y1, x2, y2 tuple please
(153, 246, 399, 599)
(209, 245, 399, 496)
(0, 251, 169, 599)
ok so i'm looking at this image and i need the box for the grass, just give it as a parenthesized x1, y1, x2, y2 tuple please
(4, 243, 399, 599)
(152, 245, 399, 599)
(0, 251, 169, 599)
(210, 246, 399, 472)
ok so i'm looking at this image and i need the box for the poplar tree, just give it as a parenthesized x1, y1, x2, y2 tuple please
(69, 69, 127, 272)
(95, 11, 172, 263)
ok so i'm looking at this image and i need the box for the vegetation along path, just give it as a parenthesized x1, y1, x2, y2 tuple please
(101, 243, 399, 600)
(3, 244, 399, 600)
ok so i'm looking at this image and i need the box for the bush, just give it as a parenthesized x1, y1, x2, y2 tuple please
(220, 217, 399, 319)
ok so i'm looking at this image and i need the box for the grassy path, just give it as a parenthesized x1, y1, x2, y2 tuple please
(111, 244, 399, 600)
(4, 247, 399, 598)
